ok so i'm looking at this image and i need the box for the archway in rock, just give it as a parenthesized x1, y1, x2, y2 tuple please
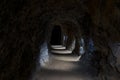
(50, 25, 62, 45)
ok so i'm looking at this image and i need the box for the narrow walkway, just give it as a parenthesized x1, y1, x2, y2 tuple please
(33, 45, 98, 80)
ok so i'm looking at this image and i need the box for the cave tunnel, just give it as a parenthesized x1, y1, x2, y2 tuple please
(0, 0, 120, 80)
(50, 25, 62, 45)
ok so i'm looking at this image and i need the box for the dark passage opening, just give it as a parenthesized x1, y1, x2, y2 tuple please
(50, 25, 62, 45)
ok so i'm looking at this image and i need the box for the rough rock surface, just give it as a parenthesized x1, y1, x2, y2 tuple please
(0, 0, 120, 80)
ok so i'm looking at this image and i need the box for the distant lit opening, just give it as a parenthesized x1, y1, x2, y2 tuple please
(50, 25, 62, 45)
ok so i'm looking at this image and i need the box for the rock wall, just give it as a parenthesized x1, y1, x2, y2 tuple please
(0, 0, 120, 80)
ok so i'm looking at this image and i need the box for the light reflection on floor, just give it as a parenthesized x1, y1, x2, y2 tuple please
(51, 50, 72, 54)
(51, 45, 66, 49)
(51, 45, 72, 54)
(51, 54, 81, 62)
(51, 45, 80, 61)
(42, 59, 79, 71)
(33, 45, 97, 80)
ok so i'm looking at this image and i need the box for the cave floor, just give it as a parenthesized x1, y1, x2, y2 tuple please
(33, 45, 98, 80)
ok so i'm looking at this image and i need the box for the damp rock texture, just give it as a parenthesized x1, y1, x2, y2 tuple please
(0, 0, 120, 80)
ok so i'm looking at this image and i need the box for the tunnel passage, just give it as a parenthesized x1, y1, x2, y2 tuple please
(50, 25, 62, 45)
